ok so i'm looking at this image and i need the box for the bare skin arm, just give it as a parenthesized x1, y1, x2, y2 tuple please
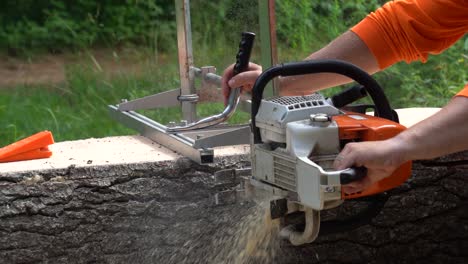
(222, 30, 380, 99)
(280, 30, 380, 95)
(222, 29, 468, 195)
(334, 96, 468, 194)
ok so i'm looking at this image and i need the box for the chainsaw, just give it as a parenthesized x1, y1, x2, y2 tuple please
(244, 59, 413, 245)
(215, 33, 412, 245)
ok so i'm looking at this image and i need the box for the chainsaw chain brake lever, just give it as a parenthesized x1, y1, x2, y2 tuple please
(166, 32, 255, 133)
(330, 85, 400, 122)
(339, 166, 367, 185)
(329, 85, 367, 108)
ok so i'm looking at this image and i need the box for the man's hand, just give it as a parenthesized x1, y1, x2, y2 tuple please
(333, 96, 468, 194)
(333, 139, 407, 194)
(220, 31, 379, 104)
(221, 62, 262, 105)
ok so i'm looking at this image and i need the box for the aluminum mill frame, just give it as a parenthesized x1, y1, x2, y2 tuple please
(108, 0, 278, 164)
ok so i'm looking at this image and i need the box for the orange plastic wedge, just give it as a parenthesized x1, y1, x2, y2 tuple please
(0, 131, 54, 163)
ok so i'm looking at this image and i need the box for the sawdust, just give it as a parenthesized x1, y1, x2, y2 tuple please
(20, 174, 44, 185)
(178, 202, 282, 264)
(217, 204, 281, 263)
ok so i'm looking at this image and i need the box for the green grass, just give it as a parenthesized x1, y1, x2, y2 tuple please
(1, 37, 466, 147)
(0, 57, 170, 146)
(1, 0, 466, 147)
(0, 50, 252, 147)
(378, 39, 467, 108)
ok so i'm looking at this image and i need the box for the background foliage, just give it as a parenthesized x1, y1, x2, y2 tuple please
(0, 0, 466, 146)
(0, 0, 387, 55)
(0, 0, 175, 54)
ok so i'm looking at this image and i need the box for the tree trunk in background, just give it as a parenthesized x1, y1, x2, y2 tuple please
(0, 153, 466, 264)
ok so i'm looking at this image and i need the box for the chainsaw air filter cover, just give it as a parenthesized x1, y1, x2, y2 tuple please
(255, 94, 340, 143)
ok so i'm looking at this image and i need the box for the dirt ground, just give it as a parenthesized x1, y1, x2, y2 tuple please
(0, 49, 164, 88)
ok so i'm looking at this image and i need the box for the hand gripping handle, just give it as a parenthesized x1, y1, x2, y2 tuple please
(340, 167, 367, 185)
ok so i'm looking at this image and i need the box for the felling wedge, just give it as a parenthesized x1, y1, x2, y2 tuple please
(0, 131, 54, 163)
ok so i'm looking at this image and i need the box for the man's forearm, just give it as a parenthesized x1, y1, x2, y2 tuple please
(392, 96, 468, 161)
(279, 31, 380, 96)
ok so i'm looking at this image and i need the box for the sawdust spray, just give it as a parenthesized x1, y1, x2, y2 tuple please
(178, 201, 283, 264)
(213, 203, 281, 263)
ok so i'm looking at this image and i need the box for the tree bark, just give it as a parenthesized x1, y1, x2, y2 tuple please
(0, 152, 466, 264)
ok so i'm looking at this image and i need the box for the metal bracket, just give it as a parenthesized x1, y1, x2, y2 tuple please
(117, 66, 226, 112)
(109, 105, 250, 164)
(109, 0, 277, 163)
(177, 94, 199, 102)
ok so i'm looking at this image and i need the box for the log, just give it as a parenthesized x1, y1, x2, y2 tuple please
(0, 152, 467, 264)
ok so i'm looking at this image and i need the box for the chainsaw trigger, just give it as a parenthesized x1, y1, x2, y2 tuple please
(340, 167, 367, 184)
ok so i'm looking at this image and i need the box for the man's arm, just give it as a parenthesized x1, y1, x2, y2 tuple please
(224, 0, 467, 99)
(222, 0, 468, 194)
(335, 96, 468, 194)
(278, 30, 380, 95)
(330, 0, 468, 193)
(222, 30, 379, 100)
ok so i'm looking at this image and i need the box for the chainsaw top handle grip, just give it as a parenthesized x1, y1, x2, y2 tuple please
(340, 167, 367, 185)
(250, 60, 397, 144)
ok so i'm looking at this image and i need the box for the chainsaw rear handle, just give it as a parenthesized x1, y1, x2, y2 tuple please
(340, 167, 367, 184)
(319, 167, 367, 185)
(250, 60, 397, 144)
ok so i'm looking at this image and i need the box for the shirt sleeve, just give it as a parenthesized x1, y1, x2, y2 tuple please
(351, 0, 468, 97)
(351, 0, 468, 69)
(456, 84, 468, 97)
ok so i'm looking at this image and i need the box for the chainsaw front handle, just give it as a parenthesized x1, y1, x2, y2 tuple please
(250, 60, 398, 143)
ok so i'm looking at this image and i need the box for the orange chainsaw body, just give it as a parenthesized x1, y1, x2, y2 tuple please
(333, 112, 412, 199)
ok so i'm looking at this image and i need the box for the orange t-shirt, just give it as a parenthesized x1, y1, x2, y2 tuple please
(351, 0, 468, 96)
